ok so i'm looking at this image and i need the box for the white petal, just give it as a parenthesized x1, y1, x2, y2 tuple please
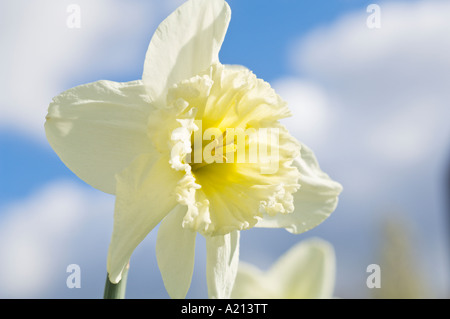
(267, 238, 336, 299)
(45, 80, 154, 194)
(156, 205, 196, 299)
(142, 0, 231, 104)
(107, 154, 183, 283)
(231, 262, 275, 299)
(205, 231, 240, 299)
(256, 143, 342, 233)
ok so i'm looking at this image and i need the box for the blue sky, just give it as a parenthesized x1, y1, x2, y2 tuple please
(222, 0, 379, 80)
(0, 0, 449, 298)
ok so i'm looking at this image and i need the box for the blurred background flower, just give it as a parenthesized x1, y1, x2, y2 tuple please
(231, 238, 336, 299)
(0, 0, 448, 298)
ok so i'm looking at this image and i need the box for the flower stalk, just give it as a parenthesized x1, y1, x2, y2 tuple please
(103, 263, 129, 299)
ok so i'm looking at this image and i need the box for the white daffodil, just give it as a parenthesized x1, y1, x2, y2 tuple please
(231, 238, 336, 299)
(45, 0, 342, 299)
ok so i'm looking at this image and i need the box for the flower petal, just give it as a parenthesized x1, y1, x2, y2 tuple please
(45, 80, 154, 194)
(255, 143, 342, 233)
(205, 231, 240, 298)
(107, 154, 183, 283)
(267, 238, 336, 298)
(156, 204, 196, 299)
(142, 0, 231, 104)
(231, 262, 276, 299)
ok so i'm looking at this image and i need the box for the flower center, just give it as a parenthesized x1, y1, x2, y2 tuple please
(189, 127, 230, 171)
(188, 122, 260, 173)
(165, 63, 300, 235)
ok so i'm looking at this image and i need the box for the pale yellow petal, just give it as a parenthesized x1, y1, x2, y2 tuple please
(156, 205, 196, 299)
(107, 154, 183, 283)
(231, 262, 276, 299)
(206, 231, 239, 299)
(45, 80, 154, 194)
(143, 0, 231, 104)
(256, 143, 342, 233)
(267, 238, 336, 299)
(201, 64, 292, 130)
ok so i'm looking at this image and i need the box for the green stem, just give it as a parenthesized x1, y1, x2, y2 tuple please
(103, 263, 129, 299)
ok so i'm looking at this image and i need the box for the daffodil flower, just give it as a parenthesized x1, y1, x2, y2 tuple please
(231, 238, 336, 299)
(45, 0, 342, 299)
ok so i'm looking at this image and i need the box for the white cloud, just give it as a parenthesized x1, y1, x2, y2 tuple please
(291, 0, 450, 86)
(0, 181, 114, 298)
(0, 0, 180, 143)
(368, 99, 445, 163)
(273, 78, 333, 149)
(286, 0, 450, 167)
